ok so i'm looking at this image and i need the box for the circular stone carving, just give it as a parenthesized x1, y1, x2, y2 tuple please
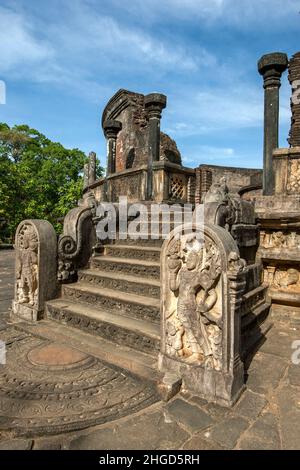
(27, 343, 94, 370)
(0, 328, 158, 437)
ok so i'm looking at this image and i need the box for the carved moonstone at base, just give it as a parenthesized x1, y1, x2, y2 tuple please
(12, 219, 57, 322)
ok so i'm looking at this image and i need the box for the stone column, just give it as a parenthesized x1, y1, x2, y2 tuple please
(145, 93, 167, 200)
(103, 120, 122, 175)
(258, 52, 288, 195)
(88, 151, 97, 185)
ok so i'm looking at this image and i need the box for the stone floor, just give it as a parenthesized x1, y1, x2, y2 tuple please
(0, 249, 299, 450)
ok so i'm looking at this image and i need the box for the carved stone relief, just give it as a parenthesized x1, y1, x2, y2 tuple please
(12, 220, 57, 321)
(160, 223, 247, 406)
(164, 233, 223, 370)
(260, 230, 300, 249)
(58, 190, 97, 282)
(287, 160, 300, 194)
(264, 266, 300, 291)
(15, 222, 38, 307)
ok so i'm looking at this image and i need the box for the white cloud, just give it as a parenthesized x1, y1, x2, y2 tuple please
(164, 81, 291, 140)
(107, 0, 300, 29)
(182, 145, 235, 165)
(0, 6, 53, 74)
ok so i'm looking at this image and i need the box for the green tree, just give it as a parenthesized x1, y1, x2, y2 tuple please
(0, 123, 103, 239)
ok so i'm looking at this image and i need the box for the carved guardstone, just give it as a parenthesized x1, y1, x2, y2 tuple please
(159, 223, 246, 406)
(12, 220, 57, 321)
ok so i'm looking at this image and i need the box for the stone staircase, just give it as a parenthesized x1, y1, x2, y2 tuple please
(46, 237, 164, 381)
(241, 283, 271, 359)
(45, 230, 271, 381)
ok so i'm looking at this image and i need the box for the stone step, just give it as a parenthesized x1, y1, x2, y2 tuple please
(16, 320, 160, 383)
(78, 269, 160, 299)
(241, 284, 268, 317)
(114, 235, 165, 247)
(241, 300, 271, 360)
(62, 282, 160, 323)
(103, 244, 161, 262)
(241, 301, 271, 332)
(90, 255, 160, 280)
(242, 319, 273, 361)
(46, 298, 160, 355)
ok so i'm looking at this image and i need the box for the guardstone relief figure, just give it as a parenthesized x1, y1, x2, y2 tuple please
(165, 234, 222, 371)
(16, 223, 38, 306)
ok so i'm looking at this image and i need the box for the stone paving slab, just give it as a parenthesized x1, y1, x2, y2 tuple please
(69, 408, 190, 450)
(200, 415, 250, 449)
(245, 351, 288, 395)
(236, 412, 281, 450)
(165, 398, 214, 433)
(277, 386, 300, 449)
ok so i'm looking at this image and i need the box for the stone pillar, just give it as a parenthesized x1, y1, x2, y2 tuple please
(83, 162, 89, 191)
(258, 52, 288, 195)
(145, 93, 167, 200)
(103, 120, 122, 175)
(88, 151, 97, 185)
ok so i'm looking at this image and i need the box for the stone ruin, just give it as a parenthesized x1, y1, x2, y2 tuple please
(10, 50, 300, 410)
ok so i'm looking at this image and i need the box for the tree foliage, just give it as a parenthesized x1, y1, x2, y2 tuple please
(0, 123, 103, 239)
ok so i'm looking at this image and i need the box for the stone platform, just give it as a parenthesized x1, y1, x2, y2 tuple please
(0, 250, 300, 450)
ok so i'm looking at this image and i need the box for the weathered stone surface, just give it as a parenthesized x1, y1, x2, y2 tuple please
(0, 438, 33, 450)
(157, 372, 182, 402)
(69, 410, 189, 450)
(165, 399, 214, 432)
(233, 390, 267, 420)
(288, 364, 300, 387)
(246, 352, 287, 394)
(238, 412, 281, 450)
(182, 435, 225, 450)
(32, 438, 62, 450)
(189, 395, 230, 420)
(203, 415, 249, 449)
(260, 327, 299, 359)
(277, 385, 300, 449)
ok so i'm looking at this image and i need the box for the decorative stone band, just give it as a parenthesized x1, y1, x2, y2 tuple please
(158, 222, 246, 406)
(12, 219, 57, 322)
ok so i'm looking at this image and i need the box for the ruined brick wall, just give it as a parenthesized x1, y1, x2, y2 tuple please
(102, 89, 182, 173)
(198, 164, 262, 194)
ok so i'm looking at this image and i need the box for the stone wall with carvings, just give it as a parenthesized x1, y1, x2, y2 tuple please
(159, 223, 247, 406)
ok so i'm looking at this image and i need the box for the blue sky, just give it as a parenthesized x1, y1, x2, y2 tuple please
(0, 0, 299, 170)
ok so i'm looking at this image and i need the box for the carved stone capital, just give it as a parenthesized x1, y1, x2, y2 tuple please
(103, 119, 122, 139)
(258, 52, 288, 88)
(145, 93, 167, 119)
